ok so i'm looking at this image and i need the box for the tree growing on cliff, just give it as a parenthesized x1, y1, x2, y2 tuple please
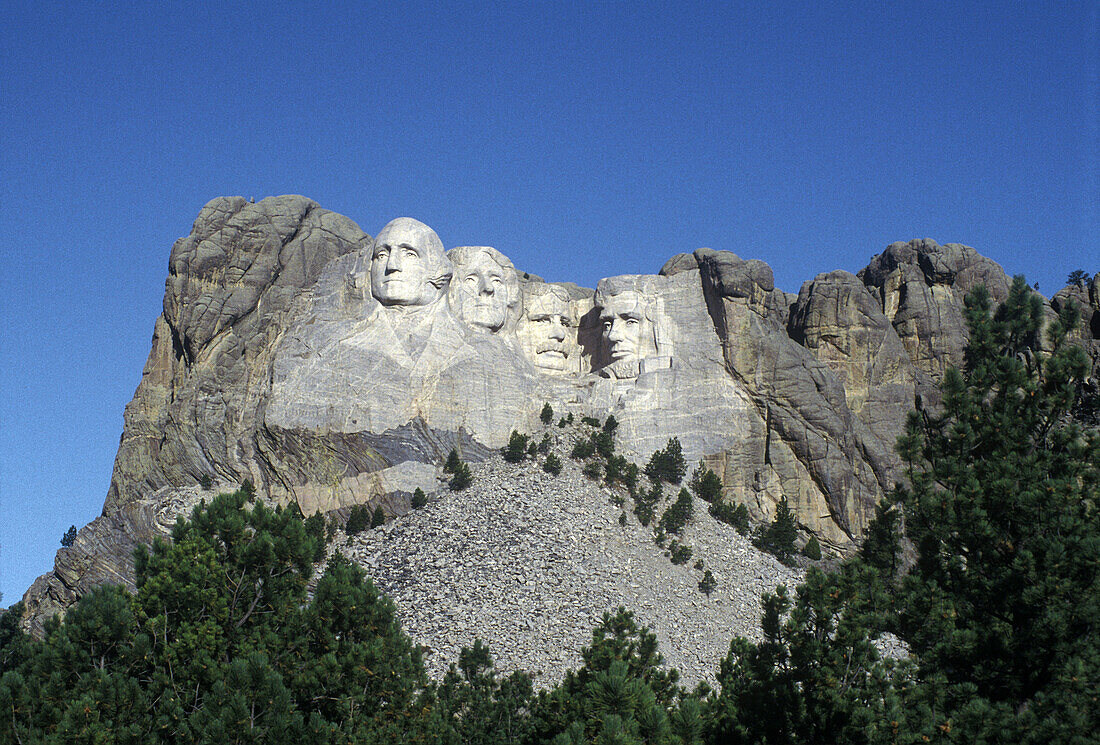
(645, 438, 686, 485)
(753, 496, 798, 564)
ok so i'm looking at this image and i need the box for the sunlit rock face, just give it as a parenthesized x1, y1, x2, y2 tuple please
(30, 195, 1073, 636)
(593, 276, 672, 379)
(516, 283, 575, 373)
(370, 218, 451, 308)
(447, 246, 521, 333)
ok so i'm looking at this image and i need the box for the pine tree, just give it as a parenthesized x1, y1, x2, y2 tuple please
(346, 503, 371, 535)
(699, 570, 717, 596)
(755, 496, 798, 564)
(658, 488, 694, 535)
(800, 535, 821, 561)
(689, 461, 723, 503)
(543, 452, 563, 476)
(503, 430, 530, 463)
(411, 487, 428, 509)
(60, 524, 77, 547)
(541, 402, 554, 425)
(1067, 268, 1089, 287)
(450, 462, 473, 491)
(859, 499, 900, 580)
(370, 505, 386, 528)
(644, 437, 686, 485)
(0, 489, 435, 740)
(444, 448, 461, 473)
(887, 278, 1099, 736)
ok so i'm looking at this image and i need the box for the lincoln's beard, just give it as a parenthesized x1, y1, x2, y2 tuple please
(601, 357, 640, 379)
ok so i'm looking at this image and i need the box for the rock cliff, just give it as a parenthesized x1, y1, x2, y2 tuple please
(21, 197, 1098, 643)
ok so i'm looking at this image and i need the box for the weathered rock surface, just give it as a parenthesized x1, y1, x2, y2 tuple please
(105, 195, 368, 513)
(22, 196, 1097, 646)
(857, 238, 1011, 379)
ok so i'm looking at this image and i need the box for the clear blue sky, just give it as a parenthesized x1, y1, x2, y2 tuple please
(1, 1, 1097, 604)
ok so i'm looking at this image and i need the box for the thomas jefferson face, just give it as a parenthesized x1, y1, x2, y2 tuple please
(370, 218, 446, 306)
(524, 293, 571, 371)
(600, 291, 647, 364)
(455, 251, 511, 331)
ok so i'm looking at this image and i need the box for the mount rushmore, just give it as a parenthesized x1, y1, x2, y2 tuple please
(21, 194, 1099, 633)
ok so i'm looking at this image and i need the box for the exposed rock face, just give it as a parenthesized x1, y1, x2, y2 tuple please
(105, 196, 368, 513)
(857, 238, 1011, 379)
(787, 271, 930, 484)
(25, 196, 1094, 641)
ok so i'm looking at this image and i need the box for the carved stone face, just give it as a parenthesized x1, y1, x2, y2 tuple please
(523, 292, 571, 371)
(600, 290, 648, 364)
(370, 218, 447, 307)
(454, 250, 513, 331)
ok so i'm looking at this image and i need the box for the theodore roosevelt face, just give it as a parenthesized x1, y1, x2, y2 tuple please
(370, 218, 447, 307)
(524, 292, 571, 371)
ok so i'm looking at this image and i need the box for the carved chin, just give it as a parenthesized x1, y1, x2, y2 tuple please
(462, 301, 505, 331)
(374, 279, 419, 305)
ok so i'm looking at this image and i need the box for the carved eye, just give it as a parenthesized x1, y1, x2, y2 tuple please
(625, 318, 640, 327)
(403, 248, 418, 258)
(373, 248, 389, 261)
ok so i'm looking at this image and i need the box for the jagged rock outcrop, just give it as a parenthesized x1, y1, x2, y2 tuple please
(857, 238, 1011, 379)
(106, 196, 368, 513)
(787, 271, 931, 482)
(24, 196, 1095, 639)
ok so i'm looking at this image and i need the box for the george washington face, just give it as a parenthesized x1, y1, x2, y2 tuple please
(370, 218, 448, 307)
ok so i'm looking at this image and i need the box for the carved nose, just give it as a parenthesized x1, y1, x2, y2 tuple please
(607, 321, 625, 341)
(549, 322, 566, 341)
(478, 277, 495, 296)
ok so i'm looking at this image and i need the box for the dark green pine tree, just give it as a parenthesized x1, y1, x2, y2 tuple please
(689, 462, 723, 503)
(888, 278, 1100, 738)
(858, 499, 900, 580)
(450, 462, 473, 491)
(528, 607, 696, 745)
(706, 566, 918, 745)
(444, 448, 462, 473)
(0, 489, 437, 743)
(755, 496, 798, 564)
(434, 638, 535, 745)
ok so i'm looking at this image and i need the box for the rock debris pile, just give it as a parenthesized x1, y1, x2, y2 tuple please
(343, 430, 803, 688)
